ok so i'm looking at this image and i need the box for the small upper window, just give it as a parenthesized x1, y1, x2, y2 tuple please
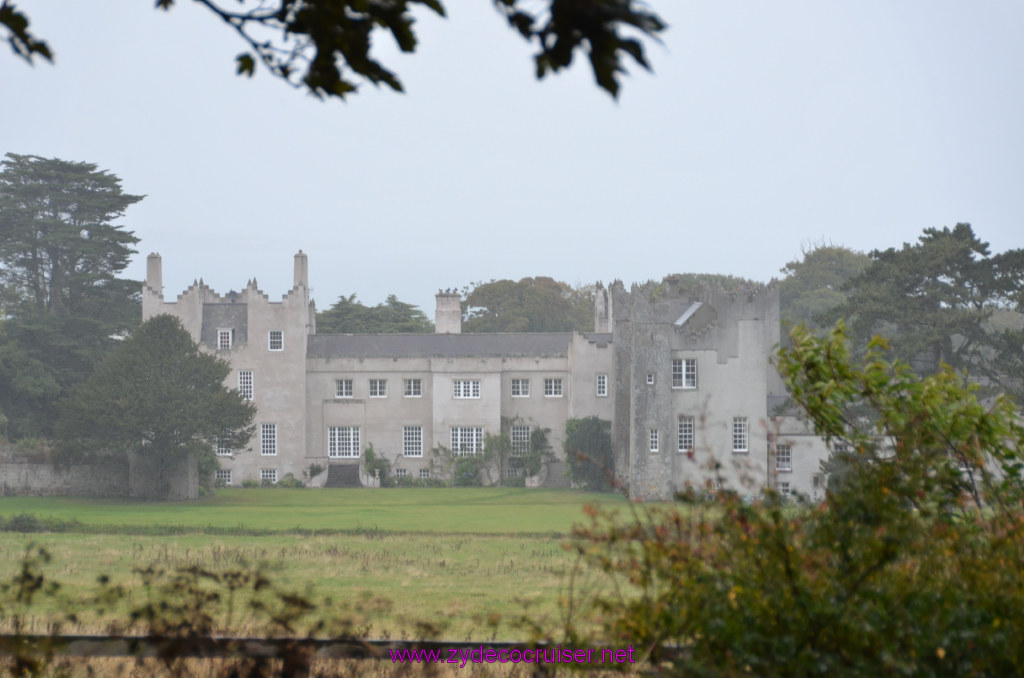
(544, 378, 563, 397)
(596, 374, 608, 397)
(649, 429, 660, 453)
(369, 379, 387, 398)
(775, 444, 792, 472)
(453, 380, 480, 399)
(268, 330, 284, 351)
(646, 373, 655, 385)
(335, 379, 353, 398)
(511, 379, 530, 397)
(404, 379, 422, 397)
(218, 329, 233, 350)
(672, 359, 697, 389)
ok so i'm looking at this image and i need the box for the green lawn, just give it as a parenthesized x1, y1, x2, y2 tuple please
(0, 489, 630, 640)
(0, 487, 627, 534)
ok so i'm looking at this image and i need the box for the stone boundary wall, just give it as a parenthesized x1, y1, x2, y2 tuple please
(0, 460, 128, 497)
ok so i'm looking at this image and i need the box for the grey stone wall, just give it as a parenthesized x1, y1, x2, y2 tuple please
(0, 460, 128, 497)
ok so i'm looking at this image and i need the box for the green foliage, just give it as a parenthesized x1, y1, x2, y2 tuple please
(463, 277, 595, 333)
(0, 3, 51, 64)
(305, 463, 325, 481)
(277, 472, 304, 489)
(835, 223, 1024, 400)
(563, 416, 614, 491)
(363, 443, 393, 487)
(558, 324, 1024, 675)
(241, 478, 260, 489)
(0, 154, 144, 438)
(316, 293, 433, 334)
(55, 315, 255, 498)
(10, 2, 664, 101)
(779, 243, 870, 334)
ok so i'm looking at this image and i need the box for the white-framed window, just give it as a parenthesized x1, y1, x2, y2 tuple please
(543, 378, 563, 397)
(369, 379, 387, 398)
(833, 442, 850, 454)
(677, 416, 694, 453)
(647, 373, 655, 385)
(404, 378, 422, 397)
(779, 481, 791, 498)
(328, 426, 361, 458)
(453, 379, 480, 399)
(215, 469, 232, 484)
(732, 417, 748, 453)
(268, 330, 284, 351)
(403, 425, 423, 457)
(335, 379, 353, 398)
(649, 429, 660, 453)
(216, 439, 232, 456)
(238, 370, 253, 400)
(395, 468, 408, 478)
(451, 427, 483, 456)
(217, 328, 233, 350)
(419, 469, 430, 480)
(261, 424, 277, 456)
(672, 358, 697, 389)
(511, 425, 530, 456)
(775, 444, 792, 472)
(506, 467, 521, 478)
(596, 374, 608, 397)
(261, 468, 278, 484)
(511, 379, 530, 397)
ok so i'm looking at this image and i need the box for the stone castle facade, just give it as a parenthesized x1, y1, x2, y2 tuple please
(142, 252, 833, 501)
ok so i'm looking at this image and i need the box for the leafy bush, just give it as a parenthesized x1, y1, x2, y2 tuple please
(277, 473, 304, 488)
(555, 323, 1024, 675)
(241, 478, 260, 488)
(305, 463, 325, 480)
(563, 416, 613, 491)
(363, 444, 394, 487)
(6, 513, 41, 533)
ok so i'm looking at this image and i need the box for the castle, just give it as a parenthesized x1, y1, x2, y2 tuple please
(142, 252, 832, 501)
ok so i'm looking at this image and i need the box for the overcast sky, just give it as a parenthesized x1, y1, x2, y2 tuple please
(4, 1, 1022, 317)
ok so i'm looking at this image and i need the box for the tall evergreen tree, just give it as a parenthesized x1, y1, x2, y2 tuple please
(316, 293, 433, 334)
(56, 315, 255, 498)
(0, 154, 144, 438)
(836, 224, 1024, 400)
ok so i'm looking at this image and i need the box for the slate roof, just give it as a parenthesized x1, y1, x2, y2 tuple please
(307, 333, 612, 359)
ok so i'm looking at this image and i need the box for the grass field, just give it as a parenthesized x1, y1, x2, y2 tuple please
(0, 489, 630, 642)
(0, 488, 625, 534)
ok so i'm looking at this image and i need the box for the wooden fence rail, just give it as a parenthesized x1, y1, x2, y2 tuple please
(0, 634, 662, 677)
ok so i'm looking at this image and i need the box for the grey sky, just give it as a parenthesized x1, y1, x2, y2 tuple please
(5, 1, 1022, 317)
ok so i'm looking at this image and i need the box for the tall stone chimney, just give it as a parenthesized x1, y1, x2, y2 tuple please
(293, 250, 309, 289)
(435, 291, 462, 334)
(594, 283, 612, 333)
(146, 252, 163, 298)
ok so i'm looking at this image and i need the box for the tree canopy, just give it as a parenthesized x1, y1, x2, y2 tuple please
(316, 293, 433, 334)
(833, 223, 1023, 399)
(56, 315, 255, 496)
(2, 1, 666, 100)
(779, 243, 871, 333)
(463, 277, 594, 333)
(0, 153, 144, 438)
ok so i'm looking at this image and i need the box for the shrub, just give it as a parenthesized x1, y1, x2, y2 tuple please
(277, 473, 304, 488)
(7, 513, 41, 533)
(241, 478, 260, 488)
(555, 323, 1024, 675)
